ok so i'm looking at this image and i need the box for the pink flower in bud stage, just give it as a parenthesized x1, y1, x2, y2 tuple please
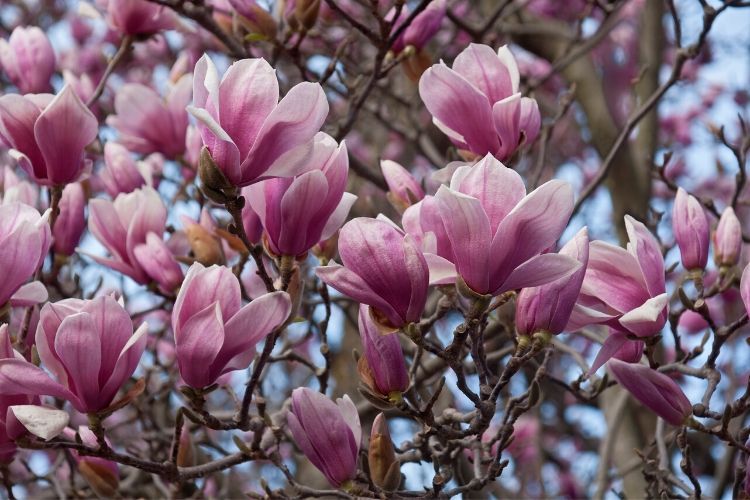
(107, 75, 191, 159)
(714, 206, 742, 267)
(172, 263, 291, 388)
(358, 305, 409, 397)
(0, 296, 148, 414)
(427, 154, 579, 297)
(53, 183, 86, 256)
(287, 387, 361, 488)
(388, 0, 446, 54)
(0, 202, 51, 307)
(419, 44, 540, 161)
(189, 53, 328, 187)
(515, 227, 589, 337)
(0, 86, 98, 185)
(316, 217, 429, 328)
(381, 159, 425, 211)
(0, 26, 56, 94)
(246, 133, 355, 257)
(608, 359, 692, 426)
(104, 0, 174, 36)
(673, 188, 709, 270)
(100, 142, 147, 197)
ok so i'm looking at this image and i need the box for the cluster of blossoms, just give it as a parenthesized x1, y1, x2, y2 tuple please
(0, 0, 748, 497)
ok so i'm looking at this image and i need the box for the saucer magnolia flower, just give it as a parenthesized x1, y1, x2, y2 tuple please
(388, 0, 446, 54)
(419, 44, 540, 161)
(609, 360, 692, 426)
(53, 183, 86, 256)
(358, 305, 409, 398)
(107, 75, 191, 159)
(402, 195, 452, 259)
(287, 387, 361, 488)
(713, 206, 742, 267)
(88, 188, 173, 285)
(172, 263, 291, 388)
(0, 202, 51, 307)
(316, 218, 429, 328)
(105, 0, 173, 36)
(430, 154, 579, 296)
(0, 296, 148, 414)
(516, 227, 589, 337)
(673, 188, 709, 271)
(189, 54, 328, 187)
(381, 160, 424, 212)
(100, 142, 147, 197)
(0, 26, 55, 94)
(246, 133, 356, 257)
(0, 86, 98, 185)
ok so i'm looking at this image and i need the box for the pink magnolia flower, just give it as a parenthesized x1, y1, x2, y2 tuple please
(53, 183, 86, 256)
(107, 75, 191, 159)
(132, 233, 184, 294)
(189, 54, 328, 187)
(0, 296, 148, 414)
(0, 202, 51, 307)
(287, 387, 361, 488)
(87, 187, 177, 286)
(515, 227, 589, 336)
(1, 166, 38, 208)
(419, 44, 540, 161)
(358, 305, 409, 397)
(402, 195, 452, 259)
(0, 86, 98, 185)
(608, 360, 692, 426)
(381, 159, 424, 211)
(0, 26, 56, 94)
(100, 142, 147, 197)
(713, 206, 742, 267)
(246, 133, 356, 257)
(388, 0, 446, 54)
(428, 154, 579, 296)
(172, 263, 291, 388)
(673, 188, 709, 270)
(316, 218, 429, 328)
(104, 0, 173, 36)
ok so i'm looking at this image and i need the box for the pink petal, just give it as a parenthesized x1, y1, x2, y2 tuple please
(176, 302, 225, 388)
(452, 43, 518, 103)
(624, 215, 666, 297)
(54, 312, 103, 411)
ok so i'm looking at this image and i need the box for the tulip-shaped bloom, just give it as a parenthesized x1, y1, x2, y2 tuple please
(246, 133, 356, 257)
(430, 154, 579, 296)
(0, 26, 56, 94)
(358, 305, 409, 398)
(515, 227, 589, 337)
(388, 0, 446, 54)
(287, 387, 361, 488)
(172, 263, 292, 388)
(714, 206, 742, 267)
(419, 44, 540, 161)
(189, 54, 328, 187)
(53, 183, 86, 256)
(673, 188, 709, 270)
(107, 75, 191, 159)
(87, 187, 171, 284)
(100, 142, 147, 197)
(105, 0, 173, 36)
(381, 160, 424, 212)
(316, 218, 429, 328)
(0, 86, 98, 185)
(0, 296, 148, 414)
(608, 360, 692, 426)
(0, 202, 51, 306)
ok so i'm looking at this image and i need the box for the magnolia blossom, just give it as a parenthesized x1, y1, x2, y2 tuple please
(381, 159, 425, 211)
(172, 263, 291, 388)
(0, 202, 51, 307)
(100, 142, 147, 197)
(0, 26, 55, 94)
(104, 0, 173, 36)
(427, 154, 579, 296)
(672, 188, 709, 270)
(316, 217, 429, 328)
(0, 296, 148, 414)
(189, 54, 328, 187)
(53, 183, 86, 256)
(515, 227, 589, 337)
(358, 305, 409, 398)
(388, 0, 446, 54)
(714, 206, 742, 267)
(107, 75, 191, 159)
(87, 188, 181, 290)
(0, 86, 98, 185)
(287, 387, 361, 487)
(246, 133, 356, 257)
(419, 44, 540, 161)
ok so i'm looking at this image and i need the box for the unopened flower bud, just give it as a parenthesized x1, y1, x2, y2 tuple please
(673, 188, 709, 271)
(198, 147, 238, 204)
(713, 206, 742, 268)
(183, 217, 226, 266)
(368, 413, 401, 491)
(287, 0, 320, 32)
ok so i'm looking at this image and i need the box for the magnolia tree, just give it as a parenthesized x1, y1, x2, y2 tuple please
(0, 0, 750, 498)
